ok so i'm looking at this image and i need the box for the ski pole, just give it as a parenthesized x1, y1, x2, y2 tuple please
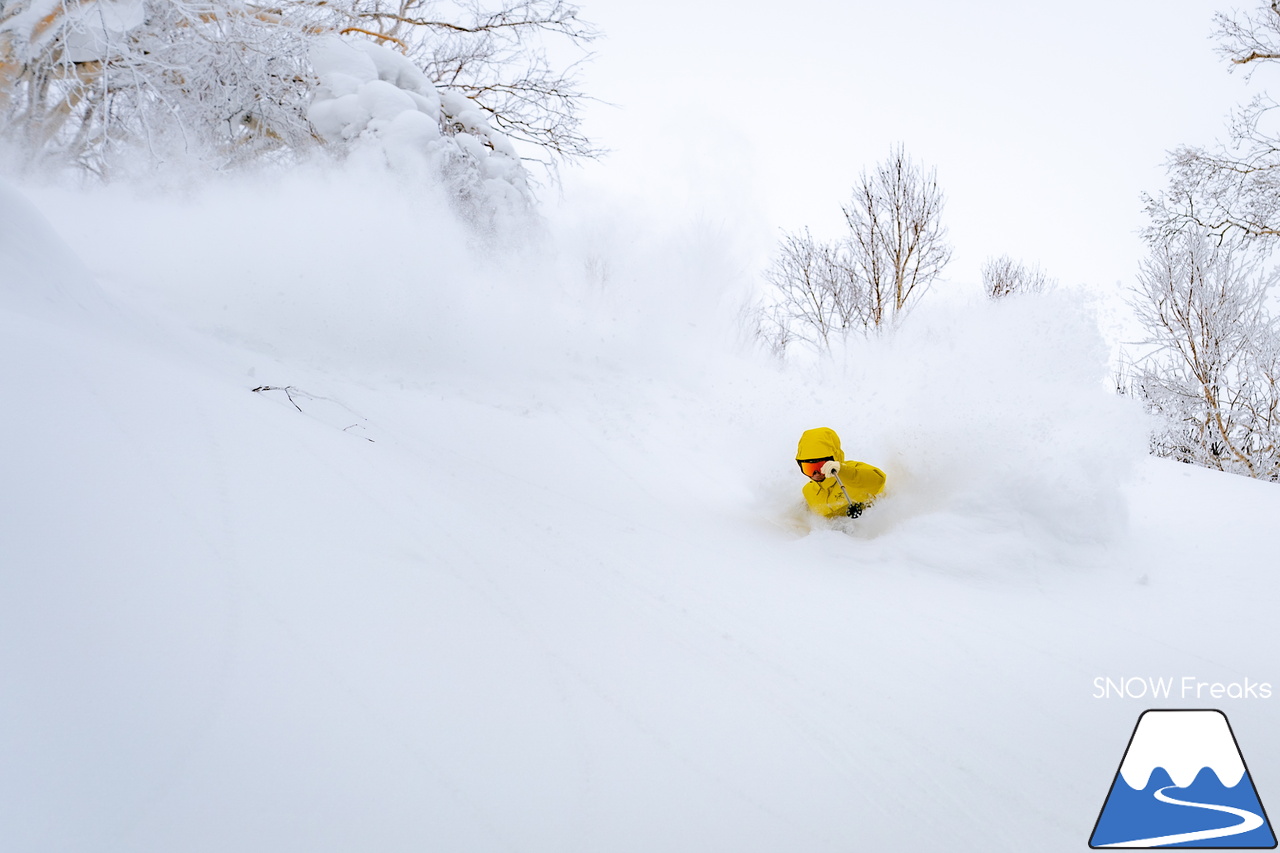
(833, 472, 856, 510)
(821, 461, 858, 514)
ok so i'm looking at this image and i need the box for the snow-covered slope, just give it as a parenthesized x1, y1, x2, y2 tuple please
(4, 176, 1280, 852)
(0, 178, 110, 321)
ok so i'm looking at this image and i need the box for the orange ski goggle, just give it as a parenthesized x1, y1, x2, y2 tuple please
(797, 458, 833, 478)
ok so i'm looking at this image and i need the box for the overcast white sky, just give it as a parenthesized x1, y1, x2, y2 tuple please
(558, 0, 1262, 296)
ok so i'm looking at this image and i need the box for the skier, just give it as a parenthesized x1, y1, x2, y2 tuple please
(796, 427, 886, 518)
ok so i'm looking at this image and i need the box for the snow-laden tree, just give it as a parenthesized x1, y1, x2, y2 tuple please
(1145, 1, 1280, 244)
(0, 2, 317, 175)
(309, 0, 601, 174)
(755, 145, 951, 356)
(982, 254, 1055, 299)
(306, 34, 535, 222)
(1131, 0, 1280, 481)
(0, 0, 598, 196)
(1127, 229, 1280, 480)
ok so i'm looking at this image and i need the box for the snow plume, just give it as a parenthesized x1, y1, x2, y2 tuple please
(21, 169, 1140, 577)
(21, 169, 749, 384)
(742, 291, 1149, 571)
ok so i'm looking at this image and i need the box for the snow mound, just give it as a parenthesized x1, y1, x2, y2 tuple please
(307, 36, 530, 213)
(0, 178, 108, 321)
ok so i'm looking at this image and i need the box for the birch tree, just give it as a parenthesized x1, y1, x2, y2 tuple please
(755, 145, 951, 355)
(1145, 1, 1280, 244)
(1129, 230, 1280, 480)
(1131, 0, 1280, 481)
(756, 228, 867, 355)
(842, 144, 952, 327)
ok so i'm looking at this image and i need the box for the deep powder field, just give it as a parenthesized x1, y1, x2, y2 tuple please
(4, 173, 1279, 852)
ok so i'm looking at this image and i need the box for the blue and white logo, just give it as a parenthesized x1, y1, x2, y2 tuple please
(1090, 709, 1276, 848)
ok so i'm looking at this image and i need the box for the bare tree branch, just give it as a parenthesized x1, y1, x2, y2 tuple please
(1231, 51, 1280, 64)
(982, 255, 1055, 299)
(841, 144, 952, 328)
(337, 27, 409, 50)
(754, 146, 951, 356)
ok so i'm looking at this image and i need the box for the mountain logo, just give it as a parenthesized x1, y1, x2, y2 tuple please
(1090, 709, 1276, 848)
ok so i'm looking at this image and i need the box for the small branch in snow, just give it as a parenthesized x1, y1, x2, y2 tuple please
(343, 424, 375, 443)
(251, 384, 303, 412)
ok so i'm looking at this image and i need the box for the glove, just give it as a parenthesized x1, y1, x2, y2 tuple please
(820, 460, 841, 478)
(846, 502, 864, 518)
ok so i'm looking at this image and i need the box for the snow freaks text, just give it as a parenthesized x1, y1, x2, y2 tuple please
(1093, 676, 1273, 701)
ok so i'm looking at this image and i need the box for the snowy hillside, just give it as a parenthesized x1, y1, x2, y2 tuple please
(4, 173, 1280, 852)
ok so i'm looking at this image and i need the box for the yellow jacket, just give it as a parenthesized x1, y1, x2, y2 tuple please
(796, 427, 886, 518)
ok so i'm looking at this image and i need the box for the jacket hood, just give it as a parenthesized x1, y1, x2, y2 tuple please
(796, 427, 845, 463)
